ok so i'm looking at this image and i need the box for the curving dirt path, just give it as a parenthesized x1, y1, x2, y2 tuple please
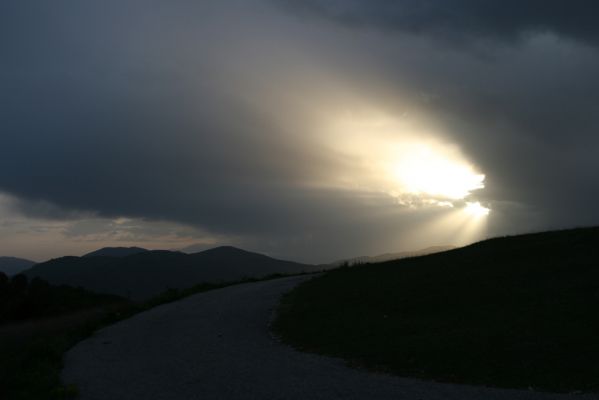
(62, 276, 597, 400)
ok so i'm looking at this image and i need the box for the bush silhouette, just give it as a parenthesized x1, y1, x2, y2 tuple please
(0, 275, 123, 324)
(11, 274, 28, 293)
(0, 271, 7, 289)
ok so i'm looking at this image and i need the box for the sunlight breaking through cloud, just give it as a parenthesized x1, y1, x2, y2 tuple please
(465, 201, 491, 217)
(390, 143, 485, 201)
(325, 111, 488, 215)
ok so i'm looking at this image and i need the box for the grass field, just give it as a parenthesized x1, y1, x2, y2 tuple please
(273, 227, 599, 393)
(0, 303, 133, 399)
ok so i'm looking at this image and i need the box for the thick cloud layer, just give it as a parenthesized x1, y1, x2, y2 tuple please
(2, 0, 599, 262)
(278, 0, 599, 45)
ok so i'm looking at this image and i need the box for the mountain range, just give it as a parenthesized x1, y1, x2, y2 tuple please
(0, 257, 37, 276)
(83, 247, 148, 258)
(24, 246, 320, 300)
(14, 244, 454, 301)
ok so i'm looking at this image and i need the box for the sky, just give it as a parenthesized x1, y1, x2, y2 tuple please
(2, 0, 599, 263)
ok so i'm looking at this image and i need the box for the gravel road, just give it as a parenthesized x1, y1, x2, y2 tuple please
(62, 275, 597, 399)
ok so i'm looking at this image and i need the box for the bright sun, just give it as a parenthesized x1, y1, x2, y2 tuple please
(327, 112, 490, 218)
(391, 144, 485, 201)
(464, 201, 491, 217)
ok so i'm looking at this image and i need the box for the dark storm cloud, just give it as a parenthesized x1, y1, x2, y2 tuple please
(278, 0, 599, 45)
(0, 0, 323, 235)
(0, 0, 405, 258)
(2, 0, 599, 262)
(415, 39, 599, 223)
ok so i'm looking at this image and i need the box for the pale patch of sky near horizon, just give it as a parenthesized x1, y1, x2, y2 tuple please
(0, 193, 225, 262)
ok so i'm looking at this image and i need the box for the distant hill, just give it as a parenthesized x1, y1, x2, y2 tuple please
(83, 247, 148, 258)
(25, 246, 320, 300)
(325, 245, 455, 267)
(0, 257, 36, 276)
(178, 243, 211, 254)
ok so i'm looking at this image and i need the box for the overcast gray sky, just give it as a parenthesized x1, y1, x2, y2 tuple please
(2, 0, 599, 263)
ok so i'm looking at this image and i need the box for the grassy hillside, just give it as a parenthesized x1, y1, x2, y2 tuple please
(0, 274, 131, 400)
(323, 245, 455, 267)
(273, 227, 599, 393)
(0, 273, 124, 324)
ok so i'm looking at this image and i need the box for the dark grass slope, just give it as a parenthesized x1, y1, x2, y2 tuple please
(0, 274, 125, 325)
(0, 275, 130, 400)
(273, 227, 599, 393)
(25, 246, 318, 300)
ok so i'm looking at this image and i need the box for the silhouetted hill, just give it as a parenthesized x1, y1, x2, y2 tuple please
(324, 245, 455, 267)
(0, 257, 36, 276)
(274, 226, 599, 392)
(83, 247, 148, 258)
(25, 247, 319, 300)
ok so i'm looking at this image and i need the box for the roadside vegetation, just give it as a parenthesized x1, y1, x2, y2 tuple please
(0, 273, 128, 399)
(273, 227, 599, 393)
(1, 272, 304, 399)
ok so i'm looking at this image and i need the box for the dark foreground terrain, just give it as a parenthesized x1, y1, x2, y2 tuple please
(62, 276, 588, 400)
(0, 273, 276, 400)
(0, 274, 130, 400)
(274, 227, 599, 393)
